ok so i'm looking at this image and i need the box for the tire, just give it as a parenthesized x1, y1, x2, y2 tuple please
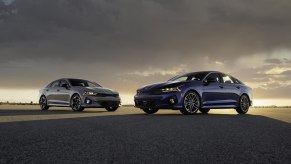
(180, 91, 200, 115)
(199, 108, 210, 114)
(70, 94, 84, 112)
(106, 106, 119, 112)
(39, 96, 49, 110)
(235, 94, 250, 114)
(142, 108, 159, 114)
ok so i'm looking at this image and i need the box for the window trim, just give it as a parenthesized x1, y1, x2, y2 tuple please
(203, 72, 223, 83)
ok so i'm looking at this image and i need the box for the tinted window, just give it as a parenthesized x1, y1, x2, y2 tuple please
(69, 79, 101, 87)
(206, 73, 222, 83)
(230, 76, 241, 84)
(59, 80, 69, 87)
(222, 75, 234, 83)
(169, 72, 208, 82)
(50, 81, 60, 87)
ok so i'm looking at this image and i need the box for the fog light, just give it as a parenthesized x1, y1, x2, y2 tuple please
(169, 98, 175, 104)
(167, 96, 177, 104)
(85, 98, 92, 104)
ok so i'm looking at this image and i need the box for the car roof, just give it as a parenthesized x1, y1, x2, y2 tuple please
(56, 78, 88, 81)
(184, 71, 223, 75)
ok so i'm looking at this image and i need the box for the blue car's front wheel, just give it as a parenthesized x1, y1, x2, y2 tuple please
(180, 91, 200, 115)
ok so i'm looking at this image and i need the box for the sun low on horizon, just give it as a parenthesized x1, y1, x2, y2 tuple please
(0, 0, 291, 107)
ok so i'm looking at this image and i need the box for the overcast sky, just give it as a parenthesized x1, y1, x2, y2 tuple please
(1, 0, 291, 103)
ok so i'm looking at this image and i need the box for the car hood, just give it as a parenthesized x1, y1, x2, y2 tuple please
(85, 87, 119, 94)
(138, 81, 185, 91)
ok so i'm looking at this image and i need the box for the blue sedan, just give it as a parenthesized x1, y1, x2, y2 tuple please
(134, 71, 252, 115)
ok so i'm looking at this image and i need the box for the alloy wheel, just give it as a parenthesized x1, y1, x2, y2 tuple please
(71, 95, 82, 111)
(240, 95, 249, 112)
(39, 96, 49, 110)
(181, 91, 200, 114)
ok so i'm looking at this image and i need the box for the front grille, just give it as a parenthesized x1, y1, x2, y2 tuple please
(100, 101, 120, 107)
(97, 93, 119, 97)
(137, 90, 160, 95)
(135, 100, 156, 108)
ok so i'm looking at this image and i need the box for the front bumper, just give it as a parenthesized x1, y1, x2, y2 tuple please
(81, 96, 121, 108)
(134, 93, 183, 109)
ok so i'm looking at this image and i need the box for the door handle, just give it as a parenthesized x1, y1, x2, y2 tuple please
(219, 85, 224, 88)
(57, 89, 60, 92)
(46, 89, 49, 91)
(236, 86, 240, 89)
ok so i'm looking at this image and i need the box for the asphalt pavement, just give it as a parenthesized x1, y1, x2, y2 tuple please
(0, 106, 290, 163)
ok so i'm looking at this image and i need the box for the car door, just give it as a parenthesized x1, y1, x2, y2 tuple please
(220, 74, 241, 106)
(58, 80, 71, 105)
(46, 80, 60, 105)
(202, 73, 227, 106)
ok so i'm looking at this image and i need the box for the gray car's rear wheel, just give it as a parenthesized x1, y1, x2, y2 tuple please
(142, 108, 159, 114)
(199, 108, 210, 114)
(71, 94, 84, 112)
(180, 91, 200, 115)
(235, 94, 250, 114)
(39, 96, 49, 110)
(106, 106, 119, 112)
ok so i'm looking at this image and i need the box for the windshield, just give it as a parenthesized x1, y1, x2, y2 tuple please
(68, 79, 101, 87)
(168, 72, 208, 82)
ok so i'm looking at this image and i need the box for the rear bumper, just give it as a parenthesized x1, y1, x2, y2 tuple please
(134, 93, 183, 109)
(81, 96, 121, 108)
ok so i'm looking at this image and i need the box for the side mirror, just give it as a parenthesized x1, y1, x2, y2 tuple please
(61, 83, 69, 89)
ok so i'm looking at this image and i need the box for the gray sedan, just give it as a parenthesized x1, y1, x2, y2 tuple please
(39, 78, 121, 112)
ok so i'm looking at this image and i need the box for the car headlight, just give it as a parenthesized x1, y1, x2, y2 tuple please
(160, 86, 181, 93)
(83, 91, 98, 96)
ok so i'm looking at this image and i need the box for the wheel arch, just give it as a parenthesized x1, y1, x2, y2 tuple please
(70, 93, 81, 100)
(39, 94, 46, 98)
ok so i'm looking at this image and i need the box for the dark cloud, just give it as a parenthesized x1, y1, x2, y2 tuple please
(1, 0, 291, 99)
(284, 58, 291, 64)
(264, 58, 282, 64)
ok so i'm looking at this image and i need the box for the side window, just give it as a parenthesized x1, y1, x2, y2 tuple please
(222, 75, 234, 84)
(59, 80, 68, 87)
(206, 73, 222, 83)
(230, 76, 241, 84)
(50, 81, 60, 88)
